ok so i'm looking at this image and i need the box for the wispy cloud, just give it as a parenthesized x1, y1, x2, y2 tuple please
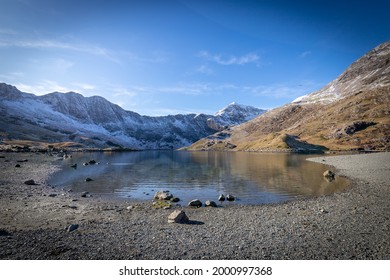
(14, 80, 101, 96)
(299, 50, 312, 58)
(15, 80, 73, 95)
(123, 50, 169, 64)
(195, 65, 214, 75)
(199, 51, 260, 66)
(0, 28, 18, 35)
(245, 81, 323, 99)
(72, 82, 96, 91)
(0, 71, 25, 82)
(0, 38, 120, 63)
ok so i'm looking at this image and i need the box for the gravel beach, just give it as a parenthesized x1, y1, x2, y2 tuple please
(0, 152, 389, 260)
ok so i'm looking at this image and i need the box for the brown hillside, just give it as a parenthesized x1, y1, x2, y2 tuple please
(186, 41, 390, 152)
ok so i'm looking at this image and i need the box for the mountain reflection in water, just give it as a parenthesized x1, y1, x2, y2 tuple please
(49, 151, 349, 205)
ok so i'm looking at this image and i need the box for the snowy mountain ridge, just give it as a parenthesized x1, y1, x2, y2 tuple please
(0, 83, 266, 149)
(293, 41, 390, 105)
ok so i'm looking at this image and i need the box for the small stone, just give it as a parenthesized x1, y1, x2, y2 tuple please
(168, 210, 189, 224)
(48, 193, 57, 197)
(188, 199, 202, 208)
(319, 209, 329, 214)
(89, 160, 96, 165)
(15, 164, 21, 168)
(126, 205, 134, 210)
(205, 200, 218, 207)
(170, 197, 180, 202)
(67, 224, 78, 232)
(68, 205, 77, 209)
(85, 177, 93, 182)
(24, 179, 36, 185)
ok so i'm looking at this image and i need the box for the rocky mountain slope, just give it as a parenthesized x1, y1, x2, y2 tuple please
(186, 41, 390, 152)
(0, 83, 265, 150)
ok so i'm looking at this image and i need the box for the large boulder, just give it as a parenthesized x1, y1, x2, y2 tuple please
(168, 210, 189, 224)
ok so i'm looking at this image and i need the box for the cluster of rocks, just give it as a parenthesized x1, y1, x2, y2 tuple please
(187, 194, 235, 208)
(152, 191, 181, 209)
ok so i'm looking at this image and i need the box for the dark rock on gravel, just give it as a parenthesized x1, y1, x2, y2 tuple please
(24, 179, 36, 185)
(67, 224, 79, 232)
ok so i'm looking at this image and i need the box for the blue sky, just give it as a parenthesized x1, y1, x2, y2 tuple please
(0, 0, 389, 116)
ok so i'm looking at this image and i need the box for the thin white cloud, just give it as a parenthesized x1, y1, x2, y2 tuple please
(123, 50, 169, 63)
(199, 51, 260, 66)
(15, 80, 73, 95)
(0, 72, 25, 82)
(300, 50, 312, 58)
(0, 38, 120, 63)
(246, 81, 323, 99)
(195, 65, 214, 75)
(0, 28, 18, 35)
(72, 82, 97, 91)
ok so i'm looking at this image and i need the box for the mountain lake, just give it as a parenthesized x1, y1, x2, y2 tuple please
(49, 151, 350, 205)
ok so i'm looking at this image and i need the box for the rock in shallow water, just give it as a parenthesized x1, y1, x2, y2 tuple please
(323, 170, 335, 178)
(226, 194, 235, 201)
(188, 199, 202, 207)
(205, 200, 217, 207)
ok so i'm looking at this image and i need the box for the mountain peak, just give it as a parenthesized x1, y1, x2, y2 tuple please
(187, 41, 390, 152)
(294, 40, 390, 105)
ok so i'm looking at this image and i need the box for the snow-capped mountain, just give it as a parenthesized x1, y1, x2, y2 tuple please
(187, 41, 390, 152)
(0, 83, 265, 149)
(207, 102, 266, 130)
(293, 41, 390, 104)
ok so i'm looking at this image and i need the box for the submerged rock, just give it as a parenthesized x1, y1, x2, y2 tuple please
(323, 170, 335, 178)
(168, 210, 189, 224)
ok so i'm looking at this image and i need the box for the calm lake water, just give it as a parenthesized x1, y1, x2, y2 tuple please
(49, 151, 349, 205)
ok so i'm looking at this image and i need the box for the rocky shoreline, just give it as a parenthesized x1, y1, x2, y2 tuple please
(0, 152, 389, 259)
